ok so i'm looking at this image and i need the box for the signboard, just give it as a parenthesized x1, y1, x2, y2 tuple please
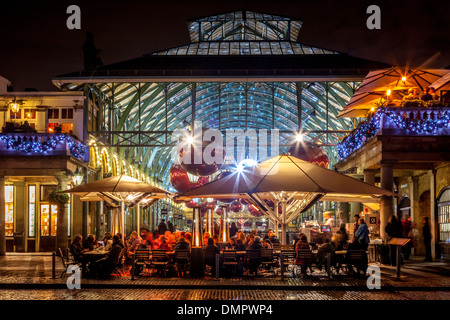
(161, 208, 168, 215)
(387, 238, 411, 246)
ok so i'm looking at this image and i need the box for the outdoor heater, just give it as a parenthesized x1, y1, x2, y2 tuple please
(190, 206, 204, 276)
(219, 205, 230, 243)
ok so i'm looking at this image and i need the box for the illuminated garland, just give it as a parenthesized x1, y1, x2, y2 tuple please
(337, 109, 450, 159)
(0, 134, 86, 160)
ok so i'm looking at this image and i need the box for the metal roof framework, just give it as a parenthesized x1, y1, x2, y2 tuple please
(52, 10, 379, 189)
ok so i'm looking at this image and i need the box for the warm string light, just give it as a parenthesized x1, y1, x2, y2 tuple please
(337, 109, 450, 159)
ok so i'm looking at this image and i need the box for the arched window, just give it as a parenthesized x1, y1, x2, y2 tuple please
(438, 188, 450, 243)
(398, 196, 411, 220)
(101, 149, 109, 174)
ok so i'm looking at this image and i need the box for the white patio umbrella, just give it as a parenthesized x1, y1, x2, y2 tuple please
(177, 155, 398, 244)
(62, 174, 170, 241)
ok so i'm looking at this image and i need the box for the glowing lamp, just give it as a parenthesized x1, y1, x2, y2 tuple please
(387, 89, 391, 96)
(9, 101, 20, 113)
(295, 133, 304, 142)
(72, 168, 83, 186)
(401, 76, 407, 82)
(191, 206, 204, 248)
(219, 205, 230, 243)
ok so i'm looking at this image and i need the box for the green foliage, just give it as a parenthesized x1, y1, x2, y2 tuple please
(47, 190, 70, 205)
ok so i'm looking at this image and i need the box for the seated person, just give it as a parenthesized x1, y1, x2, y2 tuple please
(403, 88, 418, 100)
(175, 237, 190, 250)
(126, 231, 142, 257)
(420, 87, 433, 101)
(224, 237, 236, 250)
(315, 238, 335, 271)
(333, 223, 349, 250)
(246, 236, 262, 274)
(89, 235, 123, 279)
(103, 233, 113, 251)
(295, 235, 313, 275)
(70, 234, 89, 261)
(157, 235, 172, 251)
(203, 238, 220, 273)
(263, 239, 273, 249)
(174, 237, 190, 277)
(83, 234, 98, 251)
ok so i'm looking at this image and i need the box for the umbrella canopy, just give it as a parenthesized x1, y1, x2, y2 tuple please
(429, 71, 450, 92)
(178, 155, 397, 244)
(63, 174, 169, 202)
(62, 174, 170, 240)
(357, 68, 448, 93)
(337, 90, 404, 118)
(179, 155, 396, 201)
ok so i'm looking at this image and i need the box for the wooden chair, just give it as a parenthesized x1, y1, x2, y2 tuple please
(295, 249, 316, 276)
(150, 249, 169, 276)
(260, 248, 275, 272)
(221, 250, 238, 276)
(280, 246, 296, 274)
(133, 249, 152, 276)
(347, 250, 368, 275)
(245, 250, 262, 276)
(58, 248, 80, 278)
(174, 249, 190, 277)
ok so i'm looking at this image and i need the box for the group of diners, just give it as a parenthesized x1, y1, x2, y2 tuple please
(67, 216, 371, 279)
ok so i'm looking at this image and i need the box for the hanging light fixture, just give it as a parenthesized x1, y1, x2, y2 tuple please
(9, 99, 20, 113)
(72, 167, 84, 186)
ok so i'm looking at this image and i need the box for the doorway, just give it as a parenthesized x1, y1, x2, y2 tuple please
(39, 203, 58, 251)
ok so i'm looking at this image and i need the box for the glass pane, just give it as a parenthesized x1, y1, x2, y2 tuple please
(51, 205, 58, 236)
(5, 186, 13, 237)
(29, 186, 36, 237)
(41, 204, 50, 236)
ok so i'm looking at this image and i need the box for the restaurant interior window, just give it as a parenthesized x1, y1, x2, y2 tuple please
(48, 109, 59, 119)
(40, 204, 58, 236)
(28, 185, 36, 237)
(24, 109, 36, 120)
(5, 185, 14, 237)
(10, 109, 21, 120)
(438, 188, 450, 243)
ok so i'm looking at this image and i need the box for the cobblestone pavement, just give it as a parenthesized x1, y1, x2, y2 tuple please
(0, 253, 449, 301)
(0, 288, 449, 300)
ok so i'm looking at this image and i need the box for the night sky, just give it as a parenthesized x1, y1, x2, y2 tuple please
(0, 0, 449, 91)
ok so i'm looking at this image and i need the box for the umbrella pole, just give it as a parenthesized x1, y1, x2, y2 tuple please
(136, 203, 140, 235)
(274, 200, 279, 239)
(281, 200, 287, 245)
(121, 201, 125, 244)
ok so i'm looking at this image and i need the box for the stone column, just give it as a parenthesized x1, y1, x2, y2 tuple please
(380, 163, 394, 242)
(364, 170, 377, 214)
(430, 170, 437, 259)
(55, 175, 70, 253)
(0, 177, 6, 256)
(13, 181, 26, 252)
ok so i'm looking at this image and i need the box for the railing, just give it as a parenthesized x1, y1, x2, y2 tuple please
(337, 105, 450, 159)
(0, 133, 87, 161)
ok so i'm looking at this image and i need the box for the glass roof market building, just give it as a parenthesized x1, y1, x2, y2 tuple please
(53, 9, 390, 190)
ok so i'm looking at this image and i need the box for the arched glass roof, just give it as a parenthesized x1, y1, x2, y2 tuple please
(53, 10, 390, 189)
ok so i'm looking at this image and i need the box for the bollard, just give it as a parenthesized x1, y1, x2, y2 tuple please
(326, 253, 331, 278)
(280, 253, 285, 280)
(215, 254, 220, 280)
(131, 253, 135, 280)
(52, 251, 56, 279)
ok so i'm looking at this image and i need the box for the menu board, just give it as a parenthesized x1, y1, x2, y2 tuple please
(387, 238, 411, 246)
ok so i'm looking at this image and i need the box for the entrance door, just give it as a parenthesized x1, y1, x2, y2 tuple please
(39, 203, 58, 252)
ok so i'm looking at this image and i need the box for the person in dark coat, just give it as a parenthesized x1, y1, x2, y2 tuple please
(158, 219, 168, 235)
(204, 238, 220, 274)
(89, 235, 123, 279)
(422, 217, 432, 261)
(229, 222, 239, 238)
(385, 215, 403, 266)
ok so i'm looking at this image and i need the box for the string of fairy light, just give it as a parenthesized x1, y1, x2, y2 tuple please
(337, 108, 450, 159)
(0, 134, 86, 160)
